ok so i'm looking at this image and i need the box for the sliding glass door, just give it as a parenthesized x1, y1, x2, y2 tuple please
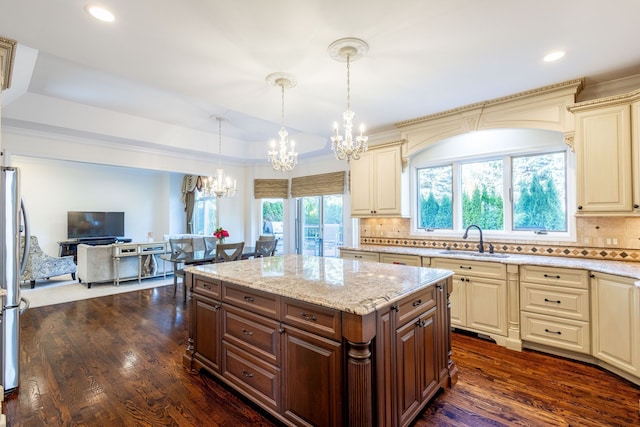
(296, 195, 343, 257)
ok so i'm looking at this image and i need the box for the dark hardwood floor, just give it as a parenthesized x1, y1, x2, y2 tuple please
(5, 285, 640, 426)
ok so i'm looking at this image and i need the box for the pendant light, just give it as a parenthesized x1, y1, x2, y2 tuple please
(266, 72, 298, 172)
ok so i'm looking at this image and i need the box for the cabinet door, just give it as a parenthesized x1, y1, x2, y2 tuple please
(350, 151, 375, 216)
(575, 104, 633, 213)
(396, 306, 439, 427)
(592, 273, 640, 376)
(449, 275, 466, 327)
(282, 326, 343, 427)
(193, 295, 221, 372)
(373, 146, 403, 216)
(466, 277, 508, 336)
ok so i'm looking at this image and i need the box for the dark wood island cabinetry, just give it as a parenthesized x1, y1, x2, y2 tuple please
(183, 255, 456, 427)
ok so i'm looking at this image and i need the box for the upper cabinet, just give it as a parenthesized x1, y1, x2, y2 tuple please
(350, 141, 409, 217)
(568, 90, 640, 215)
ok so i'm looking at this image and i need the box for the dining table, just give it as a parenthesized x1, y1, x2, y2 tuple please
(159, 246, 255, 302)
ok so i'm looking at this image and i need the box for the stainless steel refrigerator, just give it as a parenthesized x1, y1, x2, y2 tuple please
(1, 166, 30, 393)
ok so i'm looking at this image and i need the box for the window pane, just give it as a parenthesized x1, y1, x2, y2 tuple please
(417, 165, 453, 229)
(193, 191, 217, 235)
(512, 152, 567, 232)
(461, 160, 503, 230)
(262, 199, 284, 251)
(323, 195, 343, 257)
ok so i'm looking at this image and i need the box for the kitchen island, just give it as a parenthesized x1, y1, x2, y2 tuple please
(183, 254, 455, 427)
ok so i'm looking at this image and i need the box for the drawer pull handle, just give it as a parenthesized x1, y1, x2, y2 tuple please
(460, 277, 467, 282)
(416, 319, 429, 328)
(301, 312, 317, 322)
(412, 299, 422, 307)
(203, 283, 211, 290)
(243, 296, 255, 303)
(460, 265, 472, 270)
(355, 255, 362, 258)
(545, 329, 562, 335)
(544, 298, 561, 304)
(241, 328, 253, 336)
(241, 370, 254, 378)
(543, 274, 561, 279)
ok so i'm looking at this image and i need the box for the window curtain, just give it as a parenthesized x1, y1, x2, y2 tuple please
(254, 179, 289, 199)
(182, 175, 204, 233)
(290, 171, 345, 198)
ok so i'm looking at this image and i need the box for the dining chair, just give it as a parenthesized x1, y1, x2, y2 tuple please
(254, 239, 277, 258)
(216, 242, 245, 262)
(258, 235, 276, 241)
(203, 236, 217, 252)
(169, 238, 193, 301)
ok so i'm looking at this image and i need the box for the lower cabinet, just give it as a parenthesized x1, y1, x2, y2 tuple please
(432, 258, 507, 338)
(281, 326, 343, 427)
(193, 295, 221, 372)
(591, 272, 640, 377)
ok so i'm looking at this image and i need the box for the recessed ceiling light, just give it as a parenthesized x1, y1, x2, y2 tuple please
(85, 5, 115, 22)
(543, 51, 565, 62)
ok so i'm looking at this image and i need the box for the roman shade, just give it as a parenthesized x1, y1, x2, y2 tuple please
(290, 171, 345, 198)
(254, 179, 289, 199)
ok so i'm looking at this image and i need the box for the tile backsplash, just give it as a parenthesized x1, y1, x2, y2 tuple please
(359, 217, 640, 262)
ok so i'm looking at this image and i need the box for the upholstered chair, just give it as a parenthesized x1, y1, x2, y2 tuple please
(20, 235, 77, 288)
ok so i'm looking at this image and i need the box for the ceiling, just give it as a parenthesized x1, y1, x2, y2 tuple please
(2, 0, 640, 163)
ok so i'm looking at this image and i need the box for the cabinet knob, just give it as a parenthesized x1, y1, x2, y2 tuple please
(634, 204, 639, 209)
(577, 205, 583, 210)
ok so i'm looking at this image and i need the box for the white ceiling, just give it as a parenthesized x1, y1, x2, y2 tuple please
(2, 0, 640, 163)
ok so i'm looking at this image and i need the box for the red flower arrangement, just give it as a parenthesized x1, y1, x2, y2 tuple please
(213, 227, 229, 243)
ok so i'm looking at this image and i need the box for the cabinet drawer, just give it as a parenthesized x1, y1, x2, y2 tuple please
(340, 250, 380, 262)
(114, 244, 138, 256)
(223, 305, 280, 364)
(431, 258, 506, 280)
(193, 277, 221, 300)
(521, 312, 590, 354)
(222, 342, 280, 411)
(521, 282, 590, 321)
(379, 253, 422, 266)
(395, 286, 437, 327)
(222, 283, 280, 319)
(282, 298, 341, 341)
(520, 265, 589, 289)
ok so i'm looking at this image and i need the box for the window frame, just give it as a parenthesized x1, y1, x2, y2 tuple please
(410, 132, 576, 242)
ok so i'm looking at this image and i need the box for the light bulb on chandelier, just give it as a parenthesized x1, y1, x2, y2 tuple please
(266, 72, 298, 172)
(328, 37, 369, 162)
(202, 116, 236, 198)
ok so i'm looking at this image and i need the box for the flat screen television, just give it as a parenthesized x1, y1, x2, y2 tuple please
(67, 211, 125, 239)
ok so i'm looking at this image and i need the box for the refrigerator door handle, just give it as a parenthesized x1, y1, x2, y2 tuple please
(19, 198, 30, 276)
(19, 296, 30, 315)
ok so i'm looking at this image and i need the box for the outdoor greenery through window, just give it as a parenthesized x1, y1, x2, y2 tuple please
(193, 190, 217, 235)
(417, 151, 567, 234)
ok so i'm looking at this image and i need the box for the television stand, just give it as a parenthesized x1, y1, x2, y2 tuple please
(59, 237, 132, 263)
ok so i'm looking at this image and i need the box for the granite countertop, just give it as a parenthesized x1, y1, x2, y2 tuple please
(341, 244, 640, 282)
(185, 254, 452, 315)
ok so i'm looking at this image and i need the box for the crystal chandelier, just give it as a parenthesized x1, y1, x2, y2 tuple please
(266, 72, 298, 172)
(328, 37, 369, 162)
(203, 117, 236, 198)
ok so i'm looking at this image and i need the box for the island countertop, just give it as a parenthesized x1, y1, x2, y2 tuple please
(185, 254, 452, 315)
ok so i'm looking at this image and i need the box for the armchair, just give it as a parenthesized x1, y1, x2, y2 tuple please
(20, 235, 77, 288)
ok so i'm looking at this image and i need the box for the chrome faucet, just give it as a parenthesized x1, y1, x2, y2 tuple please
(462, 224, 484, 253)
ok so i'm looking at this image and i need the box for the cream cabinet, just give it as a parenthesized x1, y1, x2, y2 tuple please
(379, 253, 422, 266)
(339, 249, 380, 262)
(431, 258, 507, 338)
(591, 272, 640, 378)
(350, 142, 409, 217)
(568, 91, 640, 215)
(520, 265, 590, 354)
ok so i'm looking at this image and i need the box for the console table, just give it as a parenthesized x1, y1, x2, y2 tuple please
(59, 237, 132, 263)
(113, 241, 168, 286)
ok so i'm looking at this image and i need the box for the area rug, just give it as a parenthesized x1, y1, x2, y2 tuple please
(20, 275, 175, 308)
